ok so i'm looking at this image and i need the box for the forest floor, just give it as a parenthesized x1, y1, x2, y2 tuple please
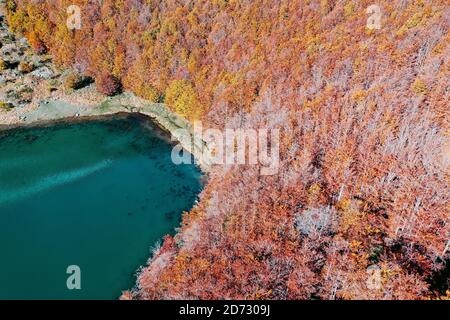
(0, 8, 104, 125)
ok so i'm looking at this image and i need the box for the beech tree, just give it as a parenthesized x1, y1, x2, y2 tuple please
(8, 0, 449, 299)
(96, 72, 122, 96)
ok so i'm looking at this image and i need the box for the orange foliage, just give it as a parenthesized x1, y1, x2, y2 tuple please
(9, 0, 449, 299)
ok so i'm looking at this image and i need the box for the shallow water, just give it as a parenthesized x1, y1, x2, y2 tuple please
(0, 115, 202, 299)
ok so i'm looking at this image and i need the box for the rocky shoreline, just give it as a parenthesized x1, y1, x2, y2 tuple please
(0, 7, 210, 173)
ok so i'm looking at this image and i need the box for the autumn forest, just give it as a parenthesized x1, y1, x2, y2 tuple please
(5, 0, 449, 299)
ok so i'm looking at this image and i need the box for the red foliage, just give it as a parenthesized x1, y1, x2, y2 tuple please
(160, 235, 176, 254)
(10, 0, 449, 300)
(27, 32, 46, 54)
(95, 72, 122, 96)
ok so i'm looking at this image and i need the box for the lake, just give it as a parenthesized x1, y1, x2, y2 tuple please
(0, 114, 202, 299)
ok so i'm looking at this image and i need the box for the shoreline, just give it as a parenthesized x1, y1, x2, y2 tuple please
(0, 4, 211, 173)
(0, 92, 211, 173)
(0, 4, 211, 299)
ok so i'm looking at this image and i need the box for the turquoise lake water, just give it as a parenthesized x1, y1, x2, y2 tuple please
(0, 115, 202, 299)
